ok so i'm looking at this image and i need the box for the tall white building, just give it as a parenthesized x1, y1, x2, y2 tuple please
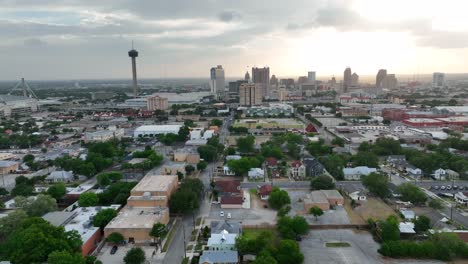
(210, 65, 225, 99)
(433, 72, 445, 88)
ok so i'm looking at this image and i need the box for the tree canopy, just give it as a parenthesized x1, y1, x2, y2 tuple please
(268, 187, 291, 210)
(397, 183, 427, 204)
(237, 135, 255, 154)
(15, 194, 57, 217)
(277, 216, 309, 240)
(46, 182, 66, 200)
(124, 247, 146, 264)
(93, 209, 117, 229)
(79, 192, 99, 207)
(310, 175, 335, 190)
(362, 173, 390, 198)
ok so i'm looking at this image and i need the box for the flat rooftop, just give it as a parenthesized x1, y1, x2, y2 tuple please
(304, 191, 329, 204)
(105, 206, 168, 229)
(131, 175, 177, 193)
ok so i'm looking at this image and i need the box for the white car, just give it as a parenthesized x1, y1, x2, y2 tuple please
(220, 211, 225, 217)
(227, 213, 232, 219)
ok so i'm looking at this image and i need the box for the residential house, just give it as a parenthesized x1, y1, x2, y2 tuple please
(289, 160, 305, 178)
(207, 230, 238, 251)
(405, 165, 423, 179)
(258, 185, 273, 200)
(215, 180, 243, 209)
(265, 157, 278, 168)
(343, 166, 377, 180)
(400, 209, 416, 220)
(222, 166, 235, 176)
(248, 168, 264, 179)
(303, 156, 325, 177)
(198, 250, 239, 264)
(305, 123, 317, 133)
(0, 160, 19, 174)
(432, 168, 448, 180)
(387, 155, 406, 166)
(210, 221, 242, 235)
(45, 170, 74, 183)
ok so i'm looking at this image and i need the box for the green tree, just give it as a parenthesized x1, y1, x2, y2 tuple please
(185, 165, 195, 175)
(11, 183, 34, 197)
(414, 215, 431, 233)
(237, 135, 255, 154)
(93, 209, 117, 229)
(331, 137, 345, 147)
(124, 247, 146, 264)
(197, 145, 218, 162)
(197, 160, 208, 171)
(15, 194, 58, 217)
(309, 206, 324, 220)
(97, 173, 111, 187)
(362, 173, 390, 198)
(277, 216, 309, 239)
(397, 183, 427, 204)
(252, 253, 278, 264)
(47, 182, 66, 200)
(429, 199, 443, 210)
(310, 175, 335, 190)
(274, 239, 304, 264)
(379, 215, 400, 242)
(1, 218, 82, 264)
(268, 187, 291, 210)
(23, 154, 35, 163)
(0, 209, 28, 242)
(48, 250, 85, 264)
(210, 119, 223, 126)
(106, 232, 125, 244)
(227, 157, 262, 176)
(352, 151, 379, 167)
(149, 223, 167, 246)
(0, 187, 8, 196)
(79, 192, 99, 207)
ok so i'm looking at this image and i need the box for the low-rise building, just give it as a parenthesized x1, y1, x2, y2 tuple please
(258, 185, 273, 200)
(84, 128, 124, 143)
(289, 160, 306, 178)
(162, 163, 186, 175)
(42, 205, 120, 256)
(342, 166, 377, 180)
(303, 156, 325, 177)
(247, 168, 264, 179)
(45, 170, 74, 183)
(210, 221, 242, 235)
(0, 160, 19, 174)
(304, 189, 344, 211)
(207, 230, 238, 251)
(198, 250, 239, 264)
(133, 125, 182, 137)
(173, 148, 200, 164)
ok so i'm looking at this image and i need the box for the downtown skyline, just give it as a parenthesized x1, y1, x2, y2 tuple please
(1, 0, 468, 80)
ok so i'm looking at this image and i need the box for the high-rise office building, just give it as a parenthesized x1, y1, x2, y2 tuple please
(308, 71, 316, 83)
(228, 80, 247, 94)
(210, 65, 225, 99)
(376, 69, 387, 89)
(146, 95, 168, 111)
(297, 76, 308, 85)
(343, 67, 352, 93)
(382, 74, 398, 90)
(351, 73, 359, 86)
(433, 72, 445, 88)
(244, 71, 250, 82)
(252, 67, 270, 97)
(270, 75, 278, 86)
(239, 83, 262, 106)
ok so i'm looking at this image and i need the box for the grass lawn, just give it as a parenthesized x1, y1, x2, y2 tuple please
(243, 228, 277, 240)
(162, 221, 178, 252)
(354, 197, 398, 221)
(326, 242, 351, 247)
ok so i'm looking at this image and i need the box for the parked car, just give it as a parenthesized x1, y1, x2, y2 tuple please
(447, 186, 452, 190)
(227, 213, 232, 219)
(434, 186, 439, 190)
(110, 246, 118, 255)
(220, 211, 225, 217)
(453, 185, 458, 189)
(441, 186, 446, 190)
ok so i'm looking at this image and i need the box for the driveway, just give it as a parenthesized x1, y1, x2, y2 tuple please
(208, 203, 276, 225)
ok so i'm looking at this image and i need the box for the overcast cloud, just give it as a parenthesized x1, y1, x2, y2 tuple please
(0, 0, 467, 80)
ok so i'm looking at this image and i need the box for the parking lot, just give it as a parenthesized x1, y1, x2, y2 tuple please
(97, 244, 163, 264)
(417, 181, 468, 195)
(208, 202, 276, 225)
(300, 229, 443, 264)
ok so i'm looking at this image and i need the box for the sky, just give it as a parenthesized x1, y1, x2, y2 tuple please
(1, 0, 468, 80)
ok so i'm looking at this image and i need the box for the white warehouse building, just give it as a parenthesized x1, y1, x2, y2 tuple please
(134, 125, 182, 137)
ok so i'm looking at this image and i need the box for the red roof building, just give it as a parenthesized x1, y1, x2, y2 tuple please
(291, 160, 303, 168)
(306, 124, 317, 133)
(265, 157, 278, 167)
(258, 185, 273, 196)
(215, 180, 241, 194)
